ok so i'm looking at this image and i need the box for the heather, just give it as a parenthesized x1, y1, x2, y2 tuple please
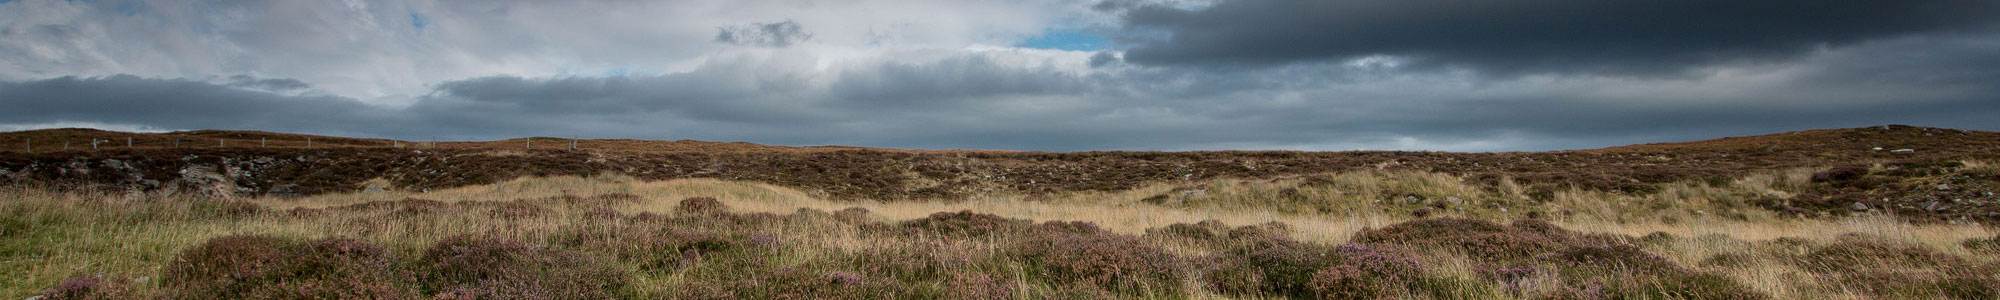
(5, 168, 1997, 299)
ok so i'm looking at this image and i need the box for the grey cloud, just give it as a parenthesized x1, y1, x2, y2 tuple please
(7, 34, 2000, 152)
(1088, 52, 1120, 67)
(1118, 0, 2000, 76)
(0, 75, 398, 137)
(223, 75, 310, 91)
(715, 21, 812, 47)
(829, 54, 1091, 109)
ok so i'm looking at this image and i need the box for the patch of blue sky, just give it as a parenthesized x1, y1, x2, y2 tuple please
(1015, 28, 1108, 51)
(113, 0, 143, 16)
(410, 12, 430, 30)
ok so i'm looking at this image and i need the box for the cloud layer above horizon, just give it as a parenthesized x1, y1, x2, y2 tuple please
(3, 0, 1998, 151)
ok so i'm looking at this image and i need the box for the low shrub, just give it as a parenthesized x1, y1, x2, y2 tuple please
(1011, 231, 1185, 296)
(40, 275, 143, 300)
(161, 235, 415, 299)
(1201, 238, 1425, 300)
(418, 235, 628, 299)
(673, 267, 904, 300)
(1811, 165, 1868, 183)
(833, 207, 873, 224)
(675, 196, 726, 215)
(1351, 218, 1569, 262)
(901, 210, 1029, 237)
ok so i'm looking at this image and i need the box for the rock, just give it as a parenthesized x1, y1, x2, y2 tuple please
(1935, 184, 1950, 190)
(1850, 202, 1870, 211)
(1404, 195, 1423, 204)
(1445, 196, 1465, 204)
(26, 295, 44, 300)
(134, 276, 149, 283)
(1178, 189, 1205, 202)
(1890, 149, 1915, 153)
(1870, 147, 1883, 151)
(362, 185, 385, 193)
(1924, 201, 1942, 212)
(156, 165, 236, 199)
(268, 184, 301, 198)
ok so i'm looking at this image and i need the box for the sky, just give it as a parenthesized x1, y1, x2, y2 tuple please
(1, 0, 1998, 152)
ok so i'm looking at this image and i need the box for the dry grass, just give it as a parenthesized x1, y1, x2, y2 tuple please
(4, 167, 1996, 299)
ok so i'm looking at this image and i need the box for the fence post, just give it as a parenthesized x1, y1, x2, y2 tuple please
(219, 139, 224, 148)
(526, 138, 531, 149)
(262, 138, 266, 148)
(24, 138, 28, 153)
(175, 138, 180, 148)
(307, 137, 312, 149)
(570, 138, 576, 151)
(127, 137, 132, 148)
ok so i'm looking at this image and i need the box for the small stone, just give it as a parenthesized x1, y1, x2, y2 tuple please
(1445, 196, 1464, 204)
(27, 295, 45, 300)
(363, 185, 385, 193)
(1890, 149, 1915, 153)
(134, 276, 149, 283)
(1935, 184, 1950, 190)
(1404, 195, 1423, 204)
(1850, 202, 1870, 211)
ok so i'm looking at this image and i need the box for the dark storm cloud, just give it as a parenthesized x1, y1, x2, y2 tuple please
(714, 21, 812, 47)
(1118, 0, 2000, 76)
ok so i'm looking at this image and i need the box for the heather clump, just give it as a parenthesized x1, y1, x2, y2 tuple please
(1010, 229, 1185, 297)
(1200, 235, 1426, 299)
(160, 235, 294, 297)
(1351, 218, 1569, 262)
(900, 210, 1030, 237)
(417, 235, 628, 299)
(674, 267, 905, 300)
(1352, 218, 1767, 299)
(39, 275, 143, 300)
(832, 207, 873, 224)
(1145, 219, 1230, 243)
(1811, 165, 1869, 183)
(161, 235, 415, 299)
(674, 196, 726, 214)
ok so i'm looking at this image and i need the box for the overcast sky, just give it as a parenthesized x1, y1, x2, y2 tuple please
(2, 0, 1997, 151)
